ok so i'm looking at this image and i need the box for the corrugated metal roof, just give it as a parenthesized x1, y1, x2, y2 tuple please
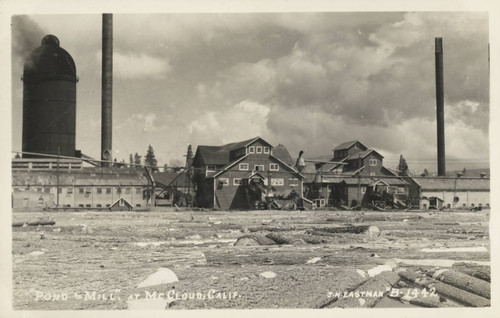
(415, 177, 490, 191)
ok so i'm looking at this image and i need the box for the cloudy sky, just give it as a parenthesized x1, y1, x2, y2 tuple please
(11, 11, 489, 172)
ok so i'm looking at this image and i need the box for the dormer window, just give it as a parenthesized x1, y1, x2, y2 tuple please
(248, 146, 255, 154)
(263, 147, 270, 154)
(369, 159, 377, 166)
(256, 146, 262, 154)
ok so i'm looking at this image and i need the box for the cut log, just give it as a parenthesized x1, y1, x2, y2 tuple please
(234, 235, 276, 246)
(307, 225, 380, 238)
(265, 233, 307, 245)
(452, 265, 490, 282)
(426, 269, 490, 299)
(12, 219, 56, 227)
(324, 271, 399, 308)
(247, 226, 299, 232)
(396, 268, 490, 307)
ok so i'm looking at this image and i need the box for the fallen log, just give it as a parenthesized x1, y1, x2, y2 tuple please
(307, 225, 380, 238)
(247, 226, 300, 232)
(396, 268, 490, 307)
(265, 233, 306, 245)
(12, 219, 55, 227)
(452, 265, 490, 282)
(426, 268, 490, 299)
(233, 235, 276, 246)
(324, 271, 400, 308)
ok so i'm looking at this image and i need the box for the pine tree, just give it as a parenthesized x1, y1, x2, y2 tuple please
(462, 167, 467, 176)
(129, 153, 134, 166)
(423, 168, 429, 177)
(144, 145, 158, 171)
(398, 154, 409, 176)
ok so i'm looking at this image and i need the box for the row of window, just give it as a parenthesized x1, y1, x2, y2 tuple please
(57, 203, 142, 208)
(219, 177, 291, 186)
(248, 146, 270, 154)
(239, 163, 279, 171)
(28, 187, 143, 195)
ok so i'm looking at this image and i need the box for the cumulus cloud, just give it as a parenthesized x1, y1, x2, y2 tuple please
(11, 12, 489, 169)
(188, 100, 271, 146)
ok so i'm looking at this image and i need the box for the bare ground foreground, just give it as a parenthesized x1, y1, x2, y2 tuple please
(12, 209, 490, 310)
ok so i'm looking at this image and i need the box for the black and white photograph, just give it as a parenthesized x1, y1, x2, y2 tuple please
(1, 0, 498, 316)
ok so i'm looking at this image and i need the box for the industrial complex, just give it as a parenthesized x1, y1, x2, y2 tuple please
(11, 16, 489, 212)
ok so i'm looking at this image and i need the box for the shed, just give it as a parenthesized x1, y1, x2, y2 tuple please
(110, 197, 133, 211)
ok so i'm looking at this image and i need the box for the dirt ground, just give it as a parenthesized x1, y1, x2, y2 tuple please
(11, 208, 490, 310)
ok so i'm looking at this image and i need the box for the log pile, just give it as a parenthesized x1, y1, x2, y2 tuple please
(235, 225, 380, 246)
(12, 218, 55, 227)
(395, 267, 490, 307)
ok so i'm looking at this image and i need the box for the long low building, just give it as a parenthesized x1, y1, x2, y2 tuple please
(12, 166, 152, 210)
(410, 176, 490, 209)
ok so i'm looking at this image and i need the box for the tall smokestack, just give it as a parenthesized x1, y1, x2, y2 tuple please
(435, 37, 445, 176)
(101, 14, 113, 167)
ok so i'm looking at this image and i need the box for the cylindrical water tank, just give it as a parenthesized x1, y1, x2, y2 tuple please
(22, 34, 78, 158)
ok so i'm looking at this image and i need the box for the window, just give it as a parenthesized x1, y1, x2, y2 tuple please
(85, 188, 91, 193)
(256, 146, 262, 154)
(254, 165, 264, 172)
(86, 204, 91, 208)
(117, 188, 122, 194)
(239, 163, 249, 171)
(397, 187, 405, 194)
(125, 188, 131, 194)
(136, 204, 141, 207)
(369, 159, 377, 166)
(269, 163, 279, 171)
(271, 178, 284, 186)
(58, 188, 62, 194)
(96, 204, 102, 208)
(218, 178, 229, 186)
(263, 147, 270, 154)
(289, 178, 299, 187)
(106, 204, 111, 207)
(233, 178, 242, 185)
(136, 188, 142, 194)
(44, 188, 50, 193)
(361, 186, 366, 194)
(79, 188, 84, 194)
(67, 188, 73, 194)
(248, 146, 255, 154)
(78, 204, 84, 207)
(97, 188, 102, 194)
(207, 165, 216, 172)
(106, 188, 112, 194)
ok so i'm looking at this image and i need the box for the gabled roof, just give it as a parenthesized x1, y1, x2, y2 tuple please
(270, 154, 304, 178)
(111, 197, 132, 207)
(334, 140, 367, 151)
(273, 144, 294, 166)
(322, 156, 350, 172)
(213, 155, 249, 178)
(346, 149, 384, 160)
(195, 137, 268, 166)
